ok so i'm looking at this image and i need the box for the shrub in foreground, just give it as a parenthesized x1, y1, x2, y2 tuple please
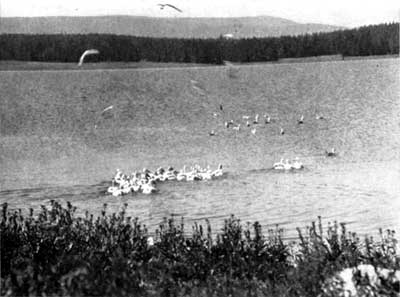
(1, 201, 399, 296)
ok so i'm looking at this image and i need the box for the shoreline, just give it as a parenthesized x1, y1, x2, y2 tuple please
(0, 54, 398, 71)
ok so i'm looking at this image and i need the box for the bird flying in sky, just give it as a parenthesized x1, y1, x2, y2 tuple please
(157, 3, 183, 13)
(78, 49, 99, 66)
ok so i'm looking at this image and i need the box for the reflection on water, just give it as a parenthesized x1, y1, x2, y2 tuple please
(1, 58, 399, 238)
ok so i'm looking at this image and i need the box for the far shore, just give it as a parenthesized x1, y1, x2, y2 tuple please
(0, 54, 398, 71)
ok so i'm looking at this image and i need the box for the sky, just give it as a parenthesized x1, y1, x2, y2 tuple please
(1, 0, 399, 27)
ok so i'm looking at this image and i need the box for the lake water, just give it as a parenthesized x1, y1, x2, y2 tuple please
(1, 58, 399, 239)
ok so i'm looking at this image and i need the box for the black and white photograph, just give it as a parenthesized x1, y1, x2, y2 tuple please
(0, 0, 399, 296)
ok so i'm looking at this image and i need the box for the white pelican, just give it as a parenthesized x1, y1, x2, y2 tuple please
(242, 115, 250, 120)
(298, 115, 304, 124)
(158, 3, 183, 12)
(78, 49, 99, 66)
(254, 114, 259, 124)
(233, 124, 240, 131)
(265, 116, 271, 124)
(291, 157, 304, 170)
(280, 128, 285, 135)
(316, 115, 324, 120)
(326, 148, 337, 157)
(121, 186, 132, 194)
(251, 128, 256, 135)
(177, 172, 187, 181)
(142, 182, 158, 194)
(107, 184, 119, 194)
(209, 130, 216, 136)
(212, 164, 223, 177)
(273, 158, 284, 169)
(246, 121, 250, 127)
(200, 170, 213, 180)
(283, 159, 292, 170)
(109, 187, 123, 197)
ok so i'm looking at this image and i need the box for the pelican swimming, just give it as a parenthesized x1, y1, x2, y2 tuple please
(273, 158, 285, 170)
(254, 114, 259, 124)
(225, 120, 234, 128)
(326, 148, 337, 157)
(243, 115, 250, 120)
(142, 181, 158, 194)
(291, 157, 304, 170)
(212, 164, 223, 177)
(233, 124, 241, 131)
(177, 166, 187, 181)
(283, 159, 292, 170)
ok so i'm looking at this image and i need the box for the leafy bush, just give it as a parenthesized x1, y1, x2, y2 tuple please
(1, 202, 398, 296)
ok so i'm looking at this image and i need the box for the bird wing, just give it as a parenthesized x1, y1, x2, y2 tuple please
(165, 4, 182, 12)
(78, 49, 100, 66)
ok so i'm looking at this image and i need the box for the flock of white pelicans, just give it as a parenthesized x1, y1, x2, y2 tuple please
(107, 113, 337, 196)
(107, 164, 224, 196)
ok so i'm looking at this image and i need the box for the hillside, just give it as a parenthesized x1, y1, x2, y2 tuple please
(0, 15, 343, 38)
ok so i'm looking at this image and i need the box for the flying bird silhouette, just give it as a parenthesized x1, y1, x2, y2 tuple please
(158, 3, 183, 12)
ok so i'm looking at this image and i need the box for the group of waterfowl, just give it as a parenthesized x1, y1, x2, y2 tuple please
(211, 113, 326, 137)
(107, 164, 224, 196)
(212, 111, 337, 170)
(272, 158, 304, 171)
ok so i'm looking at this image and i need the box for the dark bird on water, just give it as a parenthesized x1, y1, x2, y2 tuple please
(158, 3, 183, 12)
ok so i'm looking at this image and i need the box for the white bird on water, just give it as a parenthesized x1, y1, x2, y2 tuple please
(233, 124, 241, 131)
(78, 49, 99, 66)
(326, 148, 337, 157)
(254, 114, 259, 124)
(251, 128, 256, 135)
(280, 127, 285, 135)
(101, 105, 114, 114)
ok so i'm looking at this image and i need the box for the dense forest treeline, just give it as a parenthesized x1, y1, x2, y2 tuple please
(0, 23, 398, 64)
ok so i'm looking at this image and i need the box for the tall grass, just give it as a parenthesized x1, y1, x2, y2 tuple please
(1, 201, 399, 296)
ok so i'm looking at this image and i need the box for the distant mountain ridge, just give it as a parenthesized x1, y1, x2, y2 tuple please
(0, 15, 343, 38)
